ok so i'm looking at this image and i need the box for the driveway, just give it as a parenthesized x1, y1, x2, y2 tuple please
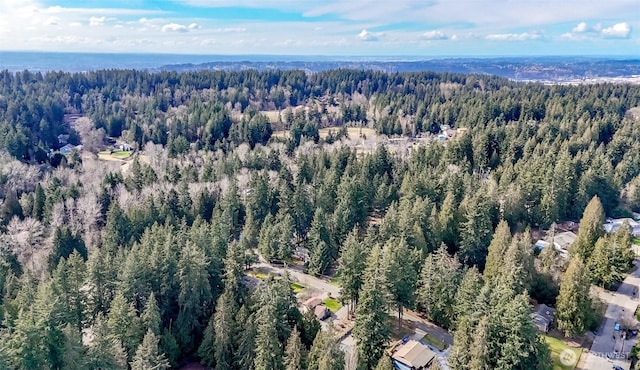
(581, 261, 640, 370)
(253, 257, 341, 297)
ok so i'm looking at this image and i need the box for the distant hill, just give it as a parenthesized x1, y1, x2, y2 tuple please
(158, 57, 640, 83)
(1, 52, 638, 83)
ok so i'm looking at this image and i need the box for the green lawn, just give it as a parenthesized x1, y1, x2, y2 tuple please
(247, 271, 270, 281)
(421, 333, 448, 351)
(111, 150, 132, 159)
(543, 335, 582, 370)
(291, 282, 304, 294)
(322, 298, 342, 313)
(632, 237, 640, 245)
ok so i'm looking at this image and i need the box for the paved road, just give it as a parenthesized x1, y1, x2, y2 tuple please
(582, 261, 640, 370)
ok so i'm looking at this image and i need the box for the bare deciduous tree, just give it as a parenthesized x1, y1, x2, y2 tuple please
(76, 117, 106, 154)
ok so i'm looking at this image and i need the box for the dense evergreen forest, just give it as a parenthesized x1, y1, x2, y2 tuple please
(1, 68, 640, 369)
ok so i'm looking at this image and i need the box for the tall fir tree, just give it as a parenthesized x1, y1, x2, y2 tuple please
(130, 329, 171, 370)
(353, 245, 391, 370)
(337, 228, 366, 317)
(483, 220, 511, 282)
(418, 245, 462, 329)
(383, 238, 418, 328)
(458, 191, 493, 268)
(556, 256, 593, 337)
(254, 293, 284, 370)
(307, 208, 334, 276)
(284, 326, 304, 370)
(571, 195, 605, 260)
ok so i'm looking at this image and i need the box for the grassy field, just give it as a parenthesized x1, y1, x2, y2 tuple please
(543, 335, 582, 370)
(319, 127, 377, 140)
(632, 237, 640, 245)
(322, 298, 342, 313)
(421, 333, 448, 351)
(98, 150, 132, 160)
(271, 127, 378, 141)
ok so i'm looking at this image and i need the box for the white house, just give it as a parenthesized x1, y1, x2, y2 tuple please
(604, 218, 640, 237)
(535, 231, 577, 257)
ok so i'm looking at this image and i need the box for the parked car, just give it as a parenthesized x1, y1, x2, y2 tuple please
(614, 322, 621, 331)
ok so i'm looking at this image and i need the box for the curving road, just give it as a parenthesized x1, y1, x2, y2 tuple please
(582, 260, 640, 370)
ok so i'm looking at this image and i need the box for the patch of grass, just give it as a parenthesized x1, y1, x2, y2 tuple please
(111, 151, 132, 159)
(322, 298, 342, 313)
(247, 271, 270, 281)
(291, 282, 304, 294)
(421, 333, 448, 351)
(632, 237, 640, 245)
(543, 335, 582, 370)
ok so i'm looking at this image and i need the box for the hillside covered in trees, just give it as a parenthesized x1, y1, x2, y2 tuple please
(1, 68, 640, 369)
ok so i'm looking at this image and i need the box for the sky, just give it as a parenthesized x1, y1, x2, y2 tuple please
(0, 0, 638, 56)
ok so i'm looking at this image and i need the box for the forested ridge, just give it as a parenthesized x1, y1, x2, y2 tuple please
(1, 68, 640, 369)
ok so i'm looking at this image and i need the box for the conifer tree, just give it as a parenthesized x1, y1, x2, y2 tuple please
(107, 291, 142, 357)
(307, 326, 344, 370)
(468, 316, 490, 370)
(87, 313, 127, 370)
(438, 191, 460, 249)
(236, 305, 257, 370)
(374, 356, 394, 370)
(383, 238, 418, 327)
(284, 326, 304, 370)
(459, 191, 493, 268)
(50, 251, 87, 331)
(353, 245, 390, 370)
(418, 245, 461, 329)
(556, 256, 593, 337)
(198, 314, 216, 367)
(571, 195, 605, 260)
(307, 208, 334, 276)
(483, 220, 511, 282)
(337, 228, 366, 317)
(130, 329, 170, 370)
(175, 242, 212, 353)
(454, 267, 483, 327)
(254, 295, 284, 370)
(62, 324, 87, 370)
(213, 291, 237, 370)
(141, 292, 161, 336)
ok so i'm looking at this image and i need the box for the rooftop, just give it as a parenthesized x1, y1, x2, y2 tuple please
(391, 340, 436, 370)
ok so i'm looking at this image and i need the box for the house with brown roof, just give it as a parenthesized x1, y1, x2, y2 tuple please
(391, 340, 436, 370)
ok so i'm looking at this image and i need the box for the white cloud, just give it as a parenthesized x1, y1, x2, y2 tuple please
(188, 23, 200, 30)
(162, 23, 189, 32)
(486, 32, 542, 41)
(358, 29, 378, 41)
(601, 22, 631, 38)
(211, 27, 247, 33)
(422, 30, 448, 40)
(572, 22, 588, 33)
(565, 21, 632, 40)
(69, 22, 82, 27)
(44, 17, 59, 26)
(89, 16, 106, 27)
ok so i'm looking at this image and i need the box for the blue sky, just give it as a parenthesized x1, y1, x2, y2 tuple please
(0, 0, 638, 56)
